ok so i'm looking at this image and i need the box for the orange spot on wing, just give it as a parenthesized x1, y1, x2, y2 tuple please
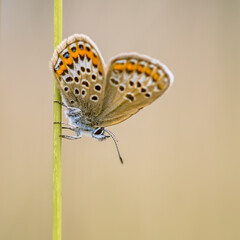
(113, 63, 125, 71)
(75, 45, 80, 55)
(56, 57, 67, 72)
(86, 50, 92, 60)
(78, 46, 86, 58)
(60, 53, 73, 66)
(55, 71, 60, 78)
(137, 65, 144, 73)
(145, 67, 153, 76)
(98, 64, 103, 74)
(75, 43, 85, 59)
(69, 43, 79, 59)
(92, 56, 98, 66)
(157, 82, 164, 90)
(153, 72, 159, 82)
(56, 68, 64, 78)
(157, 76, 169, 90)
(126, 62, 136, 72)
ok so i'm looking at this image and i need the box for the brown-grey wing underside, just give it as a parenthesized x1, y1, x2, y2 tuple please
(96, 53, 174, 127)
(51, 34, 106, 126)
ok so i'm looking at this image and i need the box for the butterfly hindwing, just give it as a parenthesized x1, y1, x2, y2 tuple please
(97, 53, 174, 127)
(51, 34, 106, 120)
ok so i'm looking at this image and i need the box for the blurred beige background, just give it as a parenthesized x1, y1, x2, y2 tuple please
(1, 0, 240, 239)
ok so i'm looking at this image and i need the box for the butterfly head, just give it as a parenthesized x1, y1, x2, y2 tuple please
(92, 127, 108, 141)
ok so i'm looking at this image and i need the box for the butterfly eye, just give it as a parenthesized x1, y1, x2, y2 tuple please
(94, 127, 104, 135)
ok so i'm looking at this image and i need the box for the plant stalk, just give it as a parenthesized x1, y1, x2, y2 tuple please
(53, 0, 62, 239)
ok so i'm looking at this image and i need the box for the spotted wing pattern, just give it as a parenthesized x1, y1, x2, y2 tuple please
(51, 34, 174, 128)
(96, 53, 174, 127)
(51, 34, 106, 125)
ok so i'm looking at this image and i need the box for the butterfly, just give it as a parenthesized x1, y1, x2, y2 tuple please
(50, 34, 174, 163)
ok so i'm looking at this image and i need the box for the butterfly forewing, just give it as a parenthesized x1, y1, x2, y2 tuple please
(51, 34, 106, 120)
(97, 53, 174, 127)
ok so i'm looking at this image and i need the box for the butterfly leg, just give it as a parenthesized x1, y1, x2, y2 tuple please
(62, 127, 74, 131)
(53, 121, 75, 127)
(54, 121, 76, 130)
(54, 121, 81, 136)
(60, 134, 81, 140)
(54, 100, 68, 108)
(60, 126, 82, 140)
(54, 101, 81, 113)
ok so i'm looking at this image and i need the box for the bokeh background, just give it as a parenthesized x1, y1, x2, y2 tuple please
(1, 0, 240, 239)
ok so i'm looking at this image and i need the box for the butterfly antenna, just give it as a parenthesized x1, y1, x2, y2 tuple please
(104, 129, 123, 164)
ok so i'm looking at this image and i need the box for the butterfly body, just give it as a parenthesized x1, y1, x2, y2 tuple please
(64, 106, 107, 140)
(51, 34, 174, 142)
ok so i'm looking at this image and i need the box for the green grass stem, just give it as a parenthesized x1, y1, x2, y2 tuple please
(53, 0, 62, 240)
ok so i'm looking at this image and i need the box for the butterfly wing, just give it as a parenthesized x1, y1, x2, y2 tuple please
(50, 34, 106, 126)
(96, 53, 174, 127)
(51, 35, 174, 128)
